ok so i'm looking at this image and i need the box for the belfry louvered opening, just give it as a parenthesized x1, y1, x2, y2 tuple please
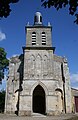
(32, 32, 36, 45)
(42, 32, 46, 45)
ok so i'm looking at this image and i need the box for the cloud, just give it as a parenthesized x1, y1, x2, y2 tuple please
(70, 72, 78, 83)
(0, 30, 6, 41)
(70, 72, 78, 89)
(12, 54, 19, 57)
(72, 86, 78, 90)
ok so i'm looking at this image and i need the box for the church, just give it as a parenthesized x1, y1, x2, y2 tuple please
(5, 12, 72, 116)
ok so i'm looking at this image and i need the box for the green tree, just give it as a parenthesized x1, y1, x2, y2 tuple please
(0, 47, 9, 83)
(0, 90, 5, 113)
(41, 0, 78, 24)
(0, 0, 78, 24)
(0, 0, 19, 18)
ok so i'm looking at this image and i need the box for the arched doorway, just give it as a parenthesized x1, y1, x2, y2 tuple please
(33, 85, 46, 114)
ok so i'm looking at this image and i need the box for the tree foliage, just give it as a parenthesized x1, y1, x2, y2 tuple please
(41, 0, 78, 24)
(0, 0, 78, 24)
(0, 48, 9, 82)
(0, 0, 19, 18)
(0, 90, 5, 113)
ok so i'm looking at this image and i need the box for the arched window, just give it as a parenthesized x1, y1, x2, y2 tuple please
(40, 16, 42, 22)
(30, 55, 35, 75)
(42, 32, 46, 45)
(36, 54, 41, 76)
(34, 16, 38, 23)
(43, 55, 48, 75)
(32, 32, 36, 45)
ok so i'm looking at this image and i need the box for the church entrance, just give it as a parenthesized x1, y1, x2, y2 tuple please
(33, 85, 46, 114)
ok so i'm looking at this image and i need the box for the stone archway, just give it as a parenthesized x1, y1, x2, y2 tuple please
(33, 85, 46, 114)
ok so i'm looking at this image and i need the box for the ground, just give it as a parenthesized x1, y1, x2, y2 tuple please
(0, 113, 78, 120)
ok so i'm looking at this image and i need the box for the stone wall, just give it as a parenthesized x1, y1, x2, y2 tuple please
(5, 56, 22, 114)
(5, 52, 72, 116)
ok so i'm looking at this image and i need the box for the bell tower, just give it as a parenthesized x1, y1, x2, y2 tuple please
(25, 12, 53, 48)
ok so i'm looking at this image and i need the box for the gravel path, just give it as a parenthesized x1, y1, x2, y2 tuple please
(0, 113, 77, 120)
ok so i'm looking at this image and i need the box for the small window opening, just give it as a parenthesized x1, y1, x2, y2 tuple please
(32, 40, 36, 45)
(42, 43, 46, 45)
(32, 42, 36, 45)
(34, 16, 38, 23)
(32, 32, 36, 39)
(40, 16, 42, 22)
(42, 40, 46, 43)
(32, 32, 36, 38)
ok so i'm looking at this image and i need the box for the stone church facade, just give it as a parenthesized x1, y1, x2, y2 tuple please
(5, 12, 72, 116)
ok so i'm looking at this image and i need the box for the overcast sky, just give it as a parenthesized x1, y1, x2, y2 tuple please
(0, 0, 78, 90)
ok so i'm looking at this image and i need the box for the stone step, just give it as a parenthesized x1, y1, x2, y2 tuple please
(32, 113, 46, 117)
